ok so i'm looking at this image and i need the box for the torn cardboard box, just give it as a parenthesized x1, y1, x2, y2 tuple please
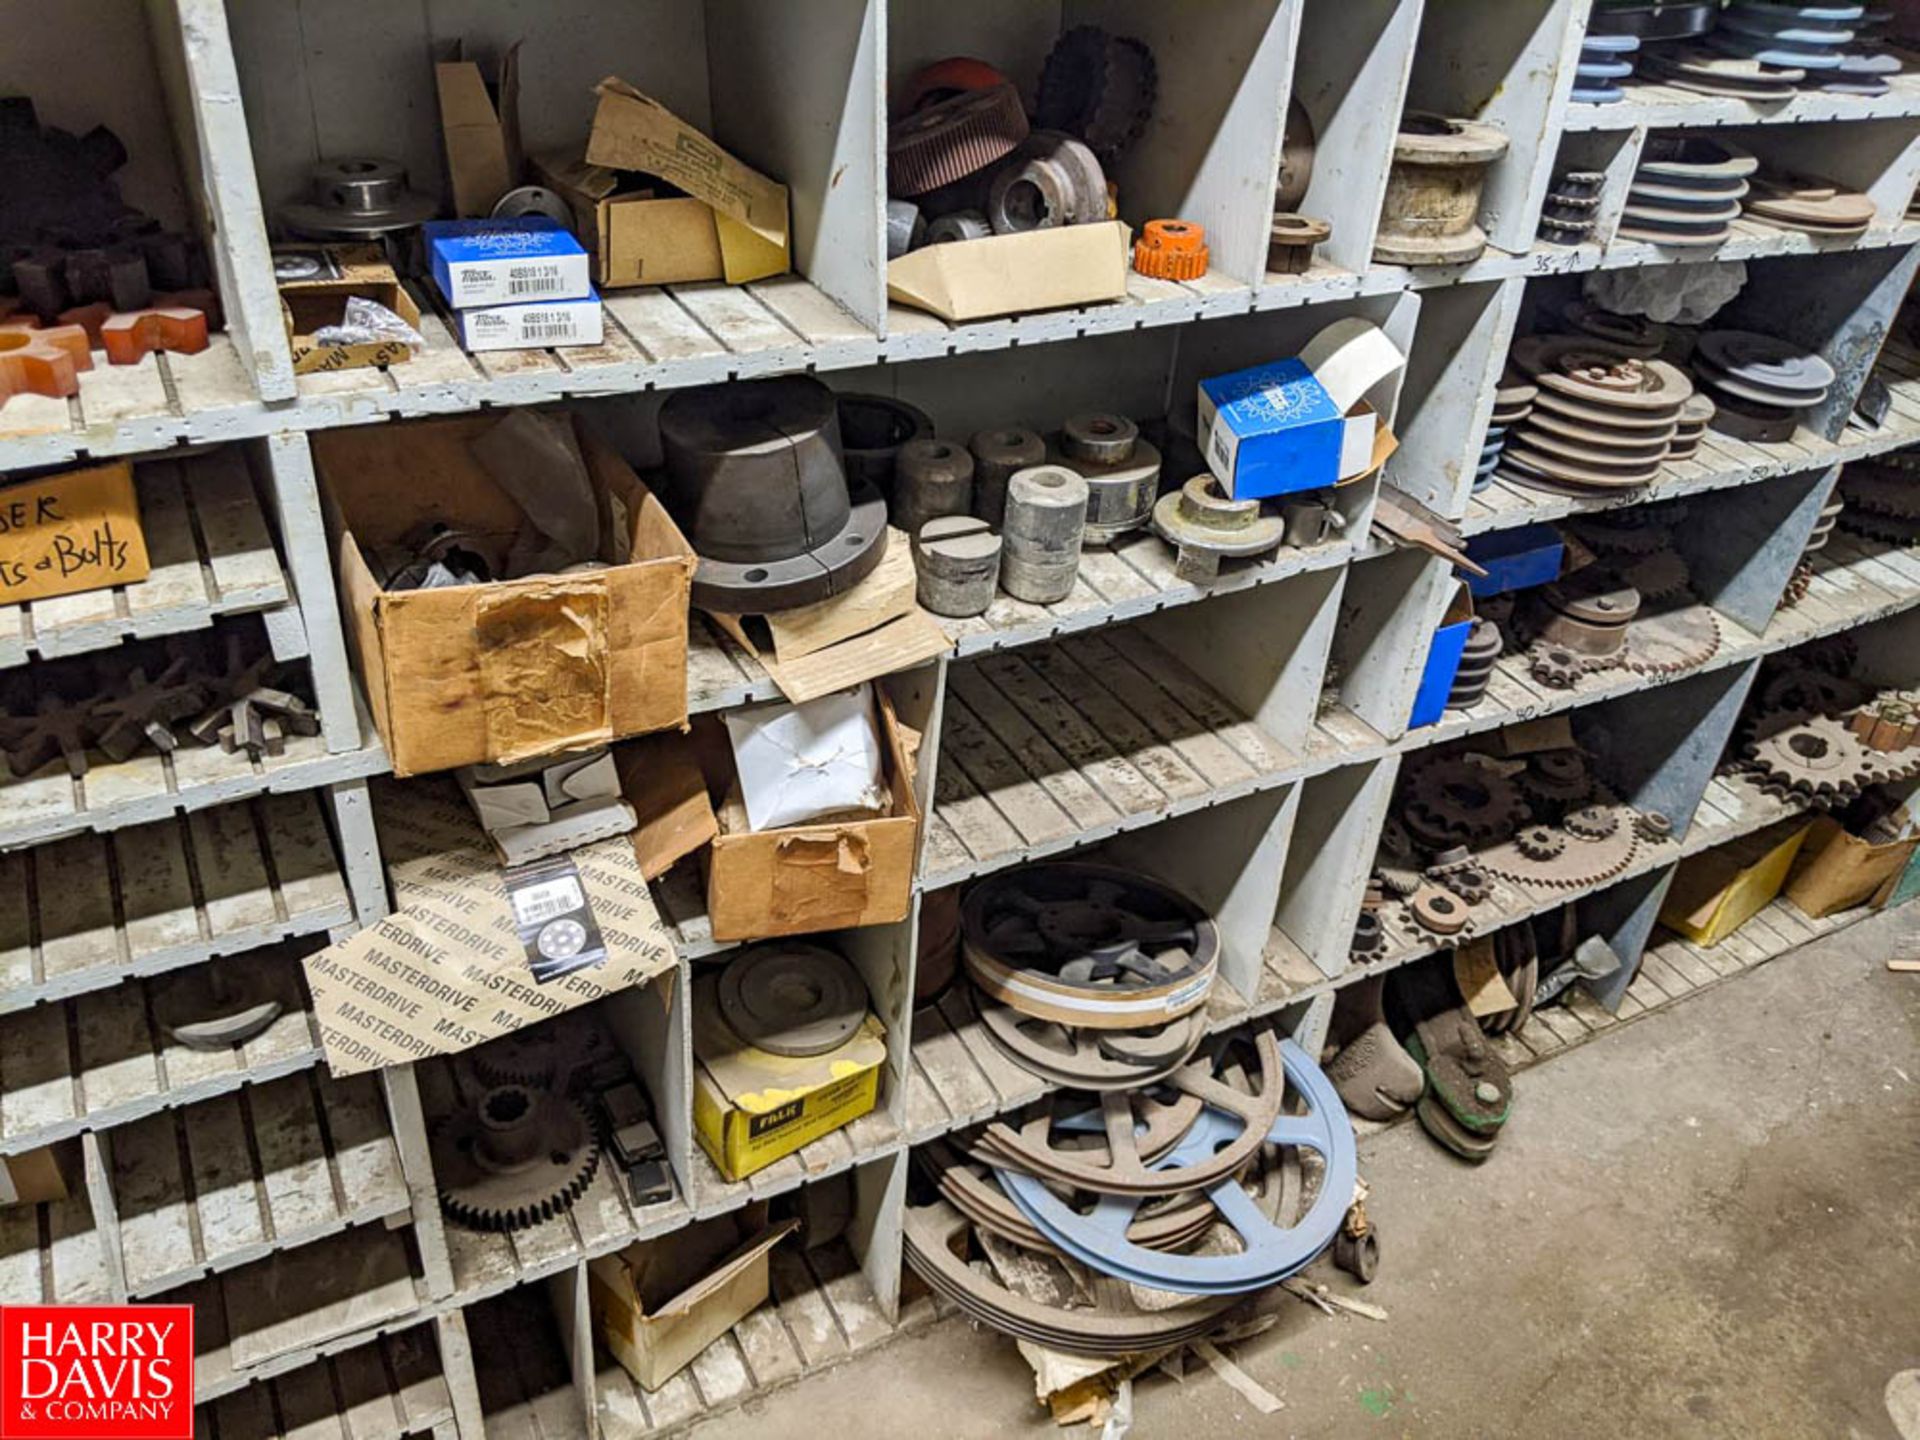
(575, 79, 790, 286)
(313, 412, 697, 776)
(437, 43, 522, 218)
(301, 780, 675, 1077)
(886, 221, 1130, 322)
(1786, 814, 1920, 919)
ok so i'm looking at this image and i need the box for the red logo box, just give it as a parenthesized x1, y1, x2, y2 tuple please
(1, 1306, 193, 1440)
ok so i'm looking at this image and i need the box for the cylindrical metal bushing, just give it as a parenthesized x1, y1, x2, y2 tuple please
(837, 393, 934, 499)
(914, 515, 1002, 617)
(1001, 465, 1087, 604)
(1056, 413, 1160, 544)
(893, 437, 975, 536)
(969, 426, 1047, 526)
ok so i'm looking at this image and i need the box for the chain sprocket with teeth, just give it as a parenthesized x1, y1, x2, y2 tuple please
(1745, 712, 1880, 800)
(1402, 755, 1532, 850)
(1528, 641, 1594, 690)
(1476, 804, 1639, 891)
(1568, 516, 1672, 555)
(1634, 811, 1676, 843)
(1619, 549, 1692, 603)
(1520, 749, 1595, 810)
(1514, 824, 1565, 860)
(1431, 862, 1494, 904)
(1619, 604, 1720, 676)
(431, 1085, 603, 1233)
(1564, 805, 1619, 840)
(1838, 509, 1920, 546)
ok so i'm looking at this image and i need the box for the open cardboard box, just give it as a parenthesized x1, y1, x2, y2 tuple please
(1662, 821, 1811, 945)
(277, 245, 422, 375)
(1786, 814, 1920, 919)
(886, 221, 1130, 322)
(589, 1205, 798, 1389)
(312, 414, 696, 776)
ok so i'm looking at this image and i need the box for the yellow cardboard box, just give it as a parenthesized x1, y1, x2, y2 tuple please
(1660, 821, 1810, 945)
(0, 461, 148, 606)
(691, 971, 884, 1181)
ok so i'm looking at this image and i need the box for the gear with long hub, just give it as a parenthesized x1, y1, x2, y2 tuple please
(430, 1085, 602, 1232)
(1402, 755, 1531, 850)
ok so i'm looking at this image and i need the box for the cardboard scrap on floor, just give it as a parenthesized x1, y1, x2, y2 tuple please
(300, 779, 675, 1076)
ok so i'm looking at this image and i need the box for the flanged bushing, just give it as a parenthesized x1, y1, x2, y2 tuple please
(1001, 465, 1088, 603)
(914, 515, 1003, 617)
(969, 425, 1047, 526)
(986, 130, 1108, 234)
(894, 437, 975, 535)
(658, 376, 889, 613)
(280, 157, 438, 239)
(1052, 413, 1161, 543)
(1151, 474, 1286, 583)
(1374, 115, 1510, 266)
(1268, 213, 1331, 274)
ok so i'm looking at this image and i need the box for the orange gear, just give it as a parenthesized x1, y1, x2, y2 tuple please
(1133, 219, 1209, 281)
(902, 57, 1013, 115)
(0, 322, 91, 405)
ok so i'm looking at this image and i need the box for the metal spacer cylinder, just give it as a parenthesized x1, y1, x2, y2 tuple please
(1001, 465, 1088, 604)
(893, 437, 976, 536)
(969, 426, 1047, 526)
(914, 516, 1002, 617)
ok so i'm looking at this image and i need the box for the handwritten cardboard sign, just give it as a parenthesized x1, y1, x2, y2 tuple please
(0, 461, 149, 604)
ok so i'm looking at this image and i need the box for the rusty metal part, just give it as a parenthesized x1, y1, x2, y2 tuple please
(978, 1031, 1288, 1198)
(91, 658, 205, 761)
(1374, 114, 1510, 266)
(1035, 26, 1158, 163)
(1569, 514, 1672, 555)
(1268, 213, 1331, 274)
(1477, 803, 1640, 890)
(888, 83, 1030, 197)
(1521, 749, 1595, 808)
(1564, 805, 1619, 840)
(1536, 570, 1642, 657)
(1054, 415, 1160, 543)
(1634, 811, 1676, 843)
(1746, 711, 1878, 798)
(960, 863, 1219, 1029)
(719, 943, 868, 1057)
(1351, 908, 1387, 959)
(1403, 755, 1531, 849)
(431, 1085, 601, 1232)
(1619, 603, 1721, 675)
(987, 130, 1109, 233)
(661, 377, 889, 613)
(1134, 219, 1209, 279)
(901, 57, 1015, 114)
(1620, 548, 1692, 602)
(978, 1004, 1208, 1090)
(1431, 861, 1493, 904)
(1840, 464, 1920, 519)
(1152, 474, 1287, 583)
(1409, 885, 1471, 935)
(1277, 97, 1317, 213)
(1563, 302, 1665, 357)
(1849, 696, 1920, 753)
(1514, 824, 1566, 861)
(1510, 336, 1693, 415)
(1371, 489, 1485, 575)
(1780, 558, 1813, 607)
(1528, 640, 1593, 690)
(471, 1012, 618, 1090)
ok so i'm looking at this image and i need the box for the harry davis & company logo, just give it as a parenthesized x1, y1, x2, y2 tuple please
(1, 1305, 193, 1440)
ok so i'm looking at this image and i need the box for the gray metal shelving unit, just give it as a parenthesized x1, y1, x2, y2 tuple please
(4, 0, 1920, 1435)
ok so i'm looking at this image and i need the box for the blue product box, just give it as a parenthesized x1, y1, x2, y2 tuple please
(1462, 523, 1565, 598)
(1409, 582, 1475, 729)
(452, 290, 605, 352)
(423, 217, 593, 309)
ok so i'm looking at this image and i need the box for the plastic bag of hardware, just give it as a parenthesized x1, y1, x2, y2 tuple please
(723, 684, 889, 832)
(310, 295, 427, 351)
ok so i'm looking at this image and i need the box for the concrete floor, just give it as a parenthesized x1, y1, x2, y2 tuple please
(691, 906, 1920, 1440)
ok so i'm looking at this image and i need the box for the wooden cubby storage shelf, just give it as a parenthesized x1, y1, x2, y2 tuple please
(193, 1323, 457, 1440)
(1564, 67, 1920, 132)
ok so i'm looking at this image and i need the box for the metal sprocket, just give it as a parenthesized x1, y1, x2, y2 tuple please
(431, 1085, 602, 1233)
(1402, 755, 1531, 850)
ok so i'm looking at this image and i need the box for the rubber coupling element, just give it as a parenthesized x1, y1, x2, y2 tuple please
(1133, 219, 1209, 280)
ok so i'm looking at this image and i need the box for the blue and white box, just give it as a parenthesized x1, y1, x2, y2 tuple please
(452, 290, 605, 352)
(1197, 318, 1405, 500)
(424, 217, 593, 309)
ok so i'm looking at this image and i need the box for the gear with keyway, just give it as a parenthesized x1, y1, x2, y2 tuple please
(1619, 548, 1692, 603)
(1514, 825, 1566, 861)
(1564, 805, 1620, 840)
(1619, 604, 1720, 676)
(1529, 640, 1596, 690)
(1746, 712, 1877, 798)
(431, 1085, 602, 1233)
(1432, 862, 1493, 904)
(1634, 811, 1676, 843)
(470, 1012, 617, 1091)
(1402, 755, 1531, 849)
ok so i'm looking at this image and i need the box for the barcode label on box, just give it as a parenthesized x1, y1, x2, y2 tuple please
(511, 874, 586, 927)
(508, 263, 563, 296)
(502, 856, 607, 982)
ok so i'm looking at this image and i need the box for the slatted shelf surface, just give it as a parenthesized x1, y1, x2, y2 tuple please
(184, 1226, 430, 1402)
(0, 1176, 115, 1305)
(924, 627, 1300, 888)
(416, 1059, 690, 1309)
(0, 449, 290, 667)
(0, 691, 387, 852)
(686, 1109, 899, 1219)
(0, 790, 351, 1013)
(468, 1284, 587, 1440)
(591, 1235, 912, 1439)
(1563, 63, 1920, 131)
(111, 1068, 409, 1297)
(0, 947, 323, 1157)
(194, 1325, 456, 1440)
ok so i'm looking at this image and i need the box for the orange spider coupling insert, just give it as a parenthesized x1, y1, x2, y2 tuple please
(101, 306, 210, 366)
(1133, 219, 1209, 281)
(0, 322, 92, 406)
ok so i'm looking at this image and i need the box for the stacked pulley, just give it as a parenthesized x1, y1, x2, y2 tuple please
(1538, 169, 1606, 246)
(1837, 461, 1920, 545)
(1497, 335, 1695, 494)
(1480, 374, 1538, 491)
(1693, 329, 1836, 443)
(1743, 173, 1877, 237)
(1574, 33, 1642, 102)
(1523, 567, 1642, 688)
(1708, 2, 1880, 91)
(1619, 137, 1757, 249)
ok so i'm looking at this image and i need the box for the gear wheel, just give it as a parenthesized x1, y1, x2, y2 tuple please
(431, 1085, 602, 1233)
(470, 1012, 617, 1091)
(1403, 755, 1531, 850)
(1528, 640, 1590, 690)
(1757, 664, 1866, 718)
(1838, 465, 1920, 519)
(1375, 857, 1422, 898)
(888, 83, 1030, 197)
(1838, 508, 1920, 546)
(1779, 559, 1812, 608)
(1564, 805, 1619, 840)
(1432, 862, 1493, 904)
(1620, 548, 1691, 603)
(1568, 515, 1671, 556)
(1746, 712, 1877, 799)
(1634, 811, 1675, 843)
(1036, 26, 1157, 163)
(1350, 909, 1387, 960)
(1477, 812, 1638, 892)
(1514, 825, 1565, 861)
(1619, 605, 1720, 676)
(1521, 749, 1594, 808)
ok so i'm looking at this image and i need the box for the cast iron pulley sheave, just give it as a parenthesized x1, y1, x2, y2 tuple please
(430, 1083, 602, 1232)
(657, 376, 889, 613)
(960, 862, 1220, 1028)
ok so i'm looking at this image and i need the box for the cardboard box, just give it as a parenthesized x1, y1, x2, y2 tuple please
(313, 413, 697, 776)
(691, 970, 886, 1180)
(1786, 815, 1920, 919)
(704, 687, 921, 942)
(590, 1206, 797, 1390)
(451, 291, 604, 351)
(300, 779, 677, 1077)
(436, 45, 521, 218)
(276, 245, 422, 374)
(886, 221, 1130, 322)
(1661, 821, 1811, 945)
(2, 1148, 67, 1208)
(0, 460, 148, 605)
(578, 80, 790, 287)
(1198, 318, 1406, 500)
(423, 218, 593, 309)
